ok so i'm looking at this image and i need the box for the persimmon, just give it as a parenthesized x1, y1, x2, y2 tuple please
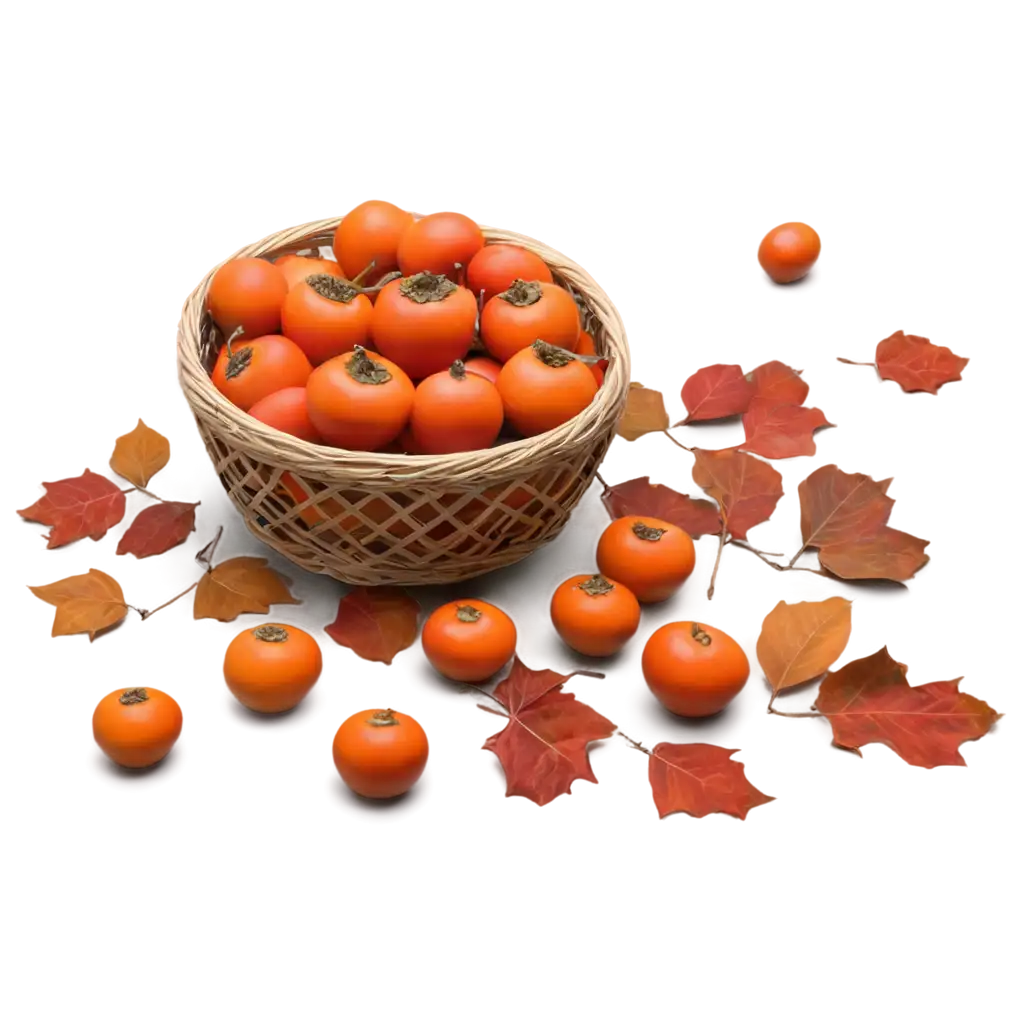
(642, 621, 750, 717)
(371, 273, 477, 379)
(276, 474, 411, 545)
(596, 515, 695, 603)
(463, 356, 503, 384)
(223, 623, 322, 713)
(212, 334, 312, 411)
(576, 330, 604, 386)
(480, 280, 581, 363)
(333, 708, 429, 799)
(275, 254, 343, 290)
(281, 274, 373, 364)
(496, 341, 598, 436)
(422, 599, 517, 682)
(397, 212, 485, 279)
(466, 243, 553, 299)
(249, 387, 322, 443)
(411, 360, 504, 454)
(333, 200, 413, 283)
(757, 222, 821, 284)
(206, 257, 288, 340)
(550, 574, 641, 657)
(93, 687, 182, 769)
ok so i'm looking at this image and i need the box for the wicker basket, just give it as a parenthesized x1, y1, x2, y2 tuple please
(177, 216, 630, 586)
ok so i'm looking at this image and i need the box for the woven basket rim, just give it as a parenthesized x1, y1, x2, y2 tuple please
(177, 216, 630, 487)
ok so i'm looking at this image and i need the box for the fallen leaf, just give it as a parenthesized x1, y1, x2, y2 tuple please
(29, 568, 128, 640)
(601, 476, 722, 538)
(325, 586, 420, 664)
(797, 465, 894, 551)
(646, 743, 774, 819)
(876, 331, 969, 394)
(818, 528, 930, 582)
(738, 399, 833, 459)
(756, 597, 852, 693)
(617, 383, 670, 441)
(483, 657, 615, 805)
(815, 647, 1000, 767)
(109, 420, 171, 487)
(117, 502, 198, 558)
(678, 364, 755, 424)
(17, 469, 126, 548)
(193, 556, 299, 621)
(747, 360, 809, 406)
(691, 448, 783, 539)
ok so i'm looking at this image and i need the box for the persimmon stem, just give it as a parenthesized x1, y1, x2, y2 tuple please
(619, 732, 651, 756)
(139, 580, 199, 620)
(707, 528, 729, 599)
(662, 430, 693, 451)
(224, 325, 245, 357)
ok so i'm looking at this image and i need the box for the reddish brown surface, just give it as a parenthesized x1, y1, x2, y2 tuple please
(6, 9, 1024, 1024)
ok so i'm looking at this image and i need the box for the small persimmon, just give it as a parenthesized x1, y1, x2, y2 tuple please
(422, 599, 517, 682)
(410, 360, 504, 454)
(642, 621, 750, 717)
(757, 222, 821, 284)
(212, 334, 312, 411)
(333, 200, 414, 284)
(397, 211, 485, 279)
(281, 274, 373, 364)
(550, 574, 641, 657)
(576, 330, 605, 386)
(496, 341, 597, 437)
(333, 708, 429, 799)
(466, 243, 553, 299)
(93, 687, 183, 769)
(370, 273, 477, 379)
(596, 516, 695, 603)
(206, 257, 288, 340)
(275, 254, 344, 291)
(249, 387, 321, 443)
(306, 346, 414, 450)
(463, 356, 503, 385)
(223, 623, 322, 713)
(481, 280, 580, 363)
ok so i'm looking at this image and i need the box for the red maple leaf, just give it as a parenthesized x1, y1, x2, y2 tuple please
(117, 501, 198, 558)
(876, 331, 969, 394)
(815, 648, 1000, 767)
(482, 657, 615, 806)
(691, 448, 783, 539)
(818, 528, 930, 582)
(738, 398, 833, 459)
(677, 364, 755, 424)
(645, 742, 774, 819)
(747, 360, 809, 406)
(18, 469, 126, 548)
(601, 476, 722, 538)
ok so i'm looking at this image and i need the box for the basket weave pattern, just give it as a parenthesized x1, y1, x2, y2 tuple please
(177, 217, 630, 585)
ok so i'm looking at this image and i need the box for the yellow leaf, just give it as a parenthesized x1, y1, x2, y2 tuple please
(756, 597, 853, 693)
(193, 557, 299, 622)
(110, 419, 170, 488)
(29, 568, 128, 641)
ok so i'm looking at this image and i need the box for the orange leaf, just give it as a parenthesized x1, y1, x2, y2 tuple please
(17, 468, 126, 548)
(193, 557, 298, 621)
(325, 586, 420, 664)
(117, 502, 198, 558)
(109, 420, 171, 488)
(818, 528, 930, 582)
(616, 383, 669, 441)
(677, 364, 754, 424)
(747, 360, 808, 405)
(797, 464, 894, 551)
(601, 476, 722, 538)
(29, 568, 128, 641)
(691, 448, 783, 540)
(738, 399, 833, 459)
(876, 331, 968, 394)
(756, 597, 852, 693)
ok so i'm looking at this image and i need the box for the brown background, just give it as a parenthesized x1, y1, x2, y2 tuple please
(2, 12, 1024, 1024)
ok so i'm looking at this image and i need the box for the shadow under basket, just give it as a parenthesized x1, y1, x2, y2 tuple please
(176, 217, 631, 586)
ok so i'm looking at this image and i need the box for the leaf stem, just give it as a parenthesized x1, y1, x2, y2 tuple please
(595, 470, 609, 491)
(618, 731, 651, 756)
(707, 529, 729, 599)
(662, 430, 693, 452)
(139, 580, 199, 620)
(836, 357, 876, 367)
(768, 706, 824, 719)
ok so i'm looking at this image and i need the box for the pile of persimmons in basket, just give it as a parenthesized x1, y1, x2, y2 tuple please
(206, 200, 604, 455)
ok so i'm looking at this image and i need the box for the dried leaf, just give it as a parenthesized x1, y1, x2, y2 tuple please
(647, 743, 774, 820)
(601, 476, 722, 538)
(815, 648, 1000, 767)
(117, 502, 198, 558)
(193, 556, 298, 621)
(797, 465, 894, 551)
(109, 420, 171, 487)
(738, 399, 833, 459)
(691, 448, 783, 540)
(756, 597, 852, 693)
(876, 331, 968, 394)
(29, 568, 128, 641)
(617, 383, 669, 441)
(747, 360, 809, 406)
(678, 364, 755, 424)
(818, 528, 930, 582)
(17, 469, 126, 548)
(325, 586, 420, 664)
(483, 657, 615, 805)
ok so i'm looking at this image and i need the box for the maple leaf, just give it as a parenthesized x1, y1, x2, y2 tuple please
(601, 476, 722, 538)
(756, 597, 852, 694)
(109, 419, 171, 488)
(677, 364, 755, 424)
(644, 742, 774, 820)
(482, 657, 615, 805)
(29, 568, 128, 641)
(839, 331, 969, 394)
(691, 448, 783, 539)
(737, 399, 833, 459)
(325, 586, 420, 664)
(17, 469, 126, 548)
(117, 502, 198, 559)
(796, 464, 894, 551)
(747, 360, 809, 406)
(617, 383, 670, 441)
(815, 647, 1000, 768)
(193, 556, 299, 621)
(818, 528, 930, 582)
